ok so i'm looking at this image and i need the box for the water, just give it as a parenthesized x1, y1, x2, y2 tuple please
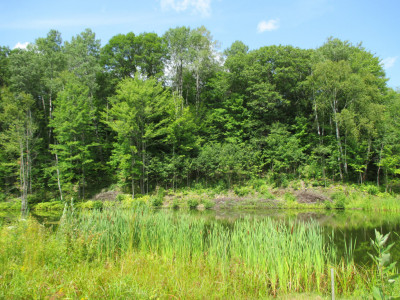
(2, 208, 400, 265)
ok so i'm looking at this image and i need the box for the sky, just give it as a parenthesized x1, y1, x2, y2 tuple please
(1, 0, 399, 88)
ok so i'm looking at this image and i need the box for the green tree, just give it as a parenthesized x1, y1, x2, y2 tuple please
(50, 73, 98, 199)
(0, 46, 10, 87)
(104, 75, 174, 197)
(0, 88, 36, 212)
(64, 28, 101, 97)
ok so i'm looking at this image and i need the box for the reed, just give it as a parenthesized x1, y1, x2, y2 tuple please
(0, 207, 383, 298)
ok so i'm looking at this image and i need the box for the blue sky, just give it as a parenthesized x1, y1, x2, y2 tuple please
(1, 0, 399, 88)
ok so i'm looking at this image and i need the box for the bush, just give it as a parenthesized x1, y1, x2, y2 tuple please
(171, 199, 180, 209)
(324, 200, 332, 210)
(234, 186, 252, 197)
(151, 196, 163, 207)
(34, 201, 64, 211)
(257, 185, 274, 199)
(331, 192, 346, 209)
(0, 193, 6, 202)
(202, 199, 215, 209)
(365, 185, 379, 196)
(0, 199, 21, 211)
(93, 201, 103, 209)
(116, 194, 131, 202)
(187, 198, 199, 209)
(121, 195, 149, 209)
(284, 192, 296, 202)
(103, 201, 117, 208)
(27, 193, 47, 205)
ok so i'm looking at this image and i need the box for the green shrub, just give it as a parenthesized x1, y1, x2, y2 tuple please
(27, 193, 46, 205)
(103, 201, 117, 208)
(80, 200, 94, 209)
(93, 201, 103, 209)
(151, 196, 163, 207)
(115, 194, 132, 202)
(272, 175, 290, 188)
(250, 179, 265, 189)
(121, 196, 149, 209)
(365, 185, 379, 195)
(0, 199, 22, 211)
(202, 199, 215, 209)
(34, 201, 64, 211)
(257, 184, 274, 199)
(234, 186, 252, 197)
(171, 199, 180, 209)
(187, 198, 199, 209)
(0, 193, 6, 202)
(324, 200, 332, 210)
(332, 192, 346, 209)
(79, 200, 103, 210)
(284, 192, 296, 202)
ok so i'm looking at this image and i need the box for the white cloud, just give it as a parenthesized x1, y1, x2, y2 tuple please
(257, 18, 280, 33)
(160, 0, 211, 17)
(381, 57, 398, 70)
(13, 42, 29, 50)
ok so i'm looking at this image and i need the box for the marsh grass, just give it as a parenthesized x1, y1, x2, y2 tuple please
(0, 207, 384, 298)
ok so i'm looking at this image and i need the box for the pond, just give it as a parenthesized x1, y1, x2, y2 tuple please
(2, 207, 400, 266)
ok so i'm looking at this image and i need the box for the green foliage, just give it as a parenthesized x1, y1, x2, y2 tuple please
(150, 196, 163, 207)
(202, 199, 215, 209)
(0, 27, 399, 207)
(324, 200, 333, 210)
(234, 185, 252, 197)
(264, 123, 304, 173)
(80, 200, 103, 210)
(0, 199, 21, 211)
(284, 192, 297, 202)
(332, 192, 347, 209)
(171, 199, 180, 209)
(257, 184, 274, 199)
(34, 201, 64, 211)
(366, 185, 380, 196)
(187, 198, 199, 209)
(369, 230, 399, 299)
(115, 194, 131, 202)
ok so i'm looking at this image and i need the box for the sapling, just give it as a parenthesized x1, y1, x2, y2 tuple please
(368, 230, 399, 299)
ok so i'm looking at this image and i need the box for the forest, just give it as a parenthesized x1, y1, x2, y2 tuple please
(1, 26, 400, 210)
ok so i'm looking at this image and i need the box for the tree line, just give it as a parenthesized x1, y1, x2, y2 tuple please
(0, 27, 399, 209)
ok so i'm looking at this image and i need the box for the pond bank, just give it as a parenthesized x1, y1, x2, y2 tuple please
(1, 181, 400, 214)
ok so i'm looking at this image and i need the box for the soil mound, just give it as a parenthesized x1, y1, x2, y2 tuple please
(295, 190, 328, 204)
(93, 191, 121, 201)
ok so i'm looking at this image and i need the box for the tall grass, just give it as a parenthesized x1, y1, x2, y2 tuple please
(0, 207, 381, 298)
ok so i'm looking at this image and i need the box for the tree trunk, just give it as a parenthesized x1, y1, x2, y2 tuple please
(55, 151, 63, 202)
(362, 139, 372, 182)
(377, 143, 384, 187)
(331, 92, 344, 180)
(20, 143, 28, 214)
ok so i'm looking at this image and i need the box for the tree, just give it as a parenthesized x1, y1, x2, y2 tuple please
(104, 75, 174, 197)
(163, 26, 191, 99)
(305, 38, 387, 181)
(0, 46, 10, 87)
(64, 28, 101, 97)
(0, 88, 36, 213)
(50, 72, 98, 199)
(263, 122, 304, 174)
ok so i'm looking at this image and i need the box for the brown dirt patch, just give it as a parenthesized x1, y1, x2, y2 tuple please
(93, 191, 121, 202)
(294, 190, 329, 204)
